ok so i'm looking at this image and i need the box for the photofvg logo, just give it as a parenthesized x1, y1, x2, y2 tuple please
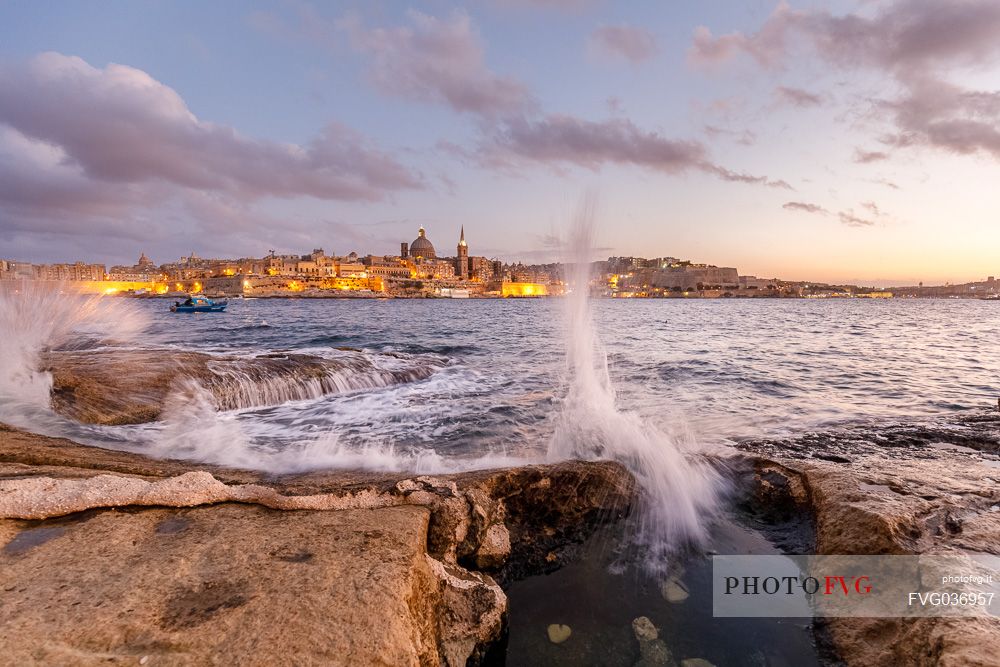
(712, 554, 999, 618)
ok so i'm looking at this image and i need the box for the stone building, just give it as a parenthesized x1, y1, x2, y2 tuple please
(34, 261, 106, 281)
(409, 227, 436, 260)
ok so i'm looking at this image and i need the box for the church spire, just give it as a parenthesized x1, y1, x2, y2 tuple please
(458, 225, 467, 247)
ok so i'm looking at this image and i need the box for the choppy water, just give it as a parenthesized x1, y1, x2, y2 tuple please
(108, 298, 1000, 438)
(5, 295, 999, 467)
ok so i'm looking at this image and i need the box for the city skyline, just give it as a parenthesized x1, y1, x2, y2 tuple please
(3, 1, 1000, 286)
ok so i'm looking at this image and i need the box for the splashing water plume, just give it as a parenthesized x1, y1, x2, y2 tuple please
(547, 196, 726, 570)
(0, 282, 149, 424)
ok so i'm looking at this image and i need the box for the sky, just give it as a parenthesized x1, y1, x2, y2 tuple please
(1, 0, 999, 285)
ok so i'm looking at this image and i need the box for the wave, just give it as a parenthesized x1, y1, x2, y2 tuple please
(0, 281, 149, 424)
(143, 377, 537, 473)
(202, 351, 446, 412)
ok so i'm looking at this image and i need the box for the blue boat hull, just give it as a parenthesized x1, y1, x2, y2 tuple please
(170, 304, 227, 313)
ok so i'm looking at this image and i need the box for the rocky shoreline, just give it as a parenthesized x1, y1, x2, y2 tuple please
(736, 412, 1000, 667)
(2, 412, 999, 666)
(0, 424, 633, 665)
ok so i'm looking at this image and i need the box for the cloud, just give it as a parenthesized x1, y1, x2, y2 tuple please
(838, 210, 876, 227)
(853, 148, 889, 163)
(784, 200, 885, 227)
(0, 125, 149, 223)
(704, 125, 757, 145)
(474, 114, 790, 187)
(783, 201, 829, 215)
(871, 177, 900, 190)
(689, 1, 1000, 72)
(687, 5, 797, 69)
(486, 115, 706, 171)
(860, 200, 885, 217)
(0, 53, 421, 203)
(705, 164, 791, 189)
(774, 86, 822, 107)
(491, 0, 596, 11)
(689, 0, 1000, 162)
(341, 10, 532, 118)
(338, 10, 789, 190)
(882, 74, 1000, 159)
(589, 25, 658, 63)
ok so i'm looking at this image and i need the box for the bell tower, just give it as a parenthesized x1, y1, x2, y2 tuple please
(456, 226, 469, 280)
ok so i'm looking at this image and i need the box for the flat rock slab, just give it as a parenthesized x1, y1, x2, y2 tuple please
(1, 503, 444, 666)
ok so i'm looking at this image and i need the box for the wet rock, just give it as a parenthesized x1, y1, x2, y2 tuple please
(742, 411, 1000, 667)
(680, 659, 715, 667)
(42, 348, 442, 425)
(631, 616, 658, 642)
(630, 616, 675, 667)
(0, 423, 636, 665)
(637, 639, 673, 667)
(547, 623, 572, 644)
(427, 557, 507, 665)
(474, 523, 512, 569)
(1, 503, 456, 665)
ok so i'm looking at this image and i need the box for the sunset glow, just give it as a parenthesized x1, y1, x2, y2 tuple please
(2, 2, 998, 284)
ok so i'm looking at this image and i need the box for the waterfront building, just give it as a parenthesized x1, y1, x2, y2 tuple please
(363, 255, 414, 279)
(469, 256, 501, 283)
(415, 259, 456, 281)
(34, 261, 106, 281)
(738, 276, 780, 291)
(506, 263, 553, 285)
(335, 261, 367, 278)
(0, 260, 38, 280)
(619, 265, 740, 293)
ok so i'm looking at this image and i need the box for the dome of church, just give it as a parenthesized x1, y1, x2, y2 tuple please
(410, 227, 436, 259)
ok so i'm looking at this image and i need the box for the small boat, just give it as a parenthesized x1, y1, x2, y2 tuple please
(170, 294, 228, 313)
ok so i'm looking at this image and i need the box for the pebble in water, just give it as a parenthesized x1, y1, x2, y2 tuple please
(547, 624, 572, 644)
(661, 577, 689, 603)
(632, 616, 658, 642)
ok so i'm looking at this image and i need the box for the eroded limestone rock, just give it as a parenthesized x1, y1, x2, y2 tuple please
(741, 412, 1000, 667)
(0, 424, 635, 666)
(42, 348, 442, 425)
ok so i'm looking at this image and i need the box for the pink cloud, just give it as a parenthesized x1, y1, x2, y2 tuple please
(782, 201, 829, 215)
(341, 11, 533, 117)
(474, 114, 790, 188)
(774, 86, 823, 108)
(589, 25, 658, 63)
(0, 53, 421, 202)
(838, 210, 876, 227)
(690, 0, 1000, 163)
(853, 148, 889, 163)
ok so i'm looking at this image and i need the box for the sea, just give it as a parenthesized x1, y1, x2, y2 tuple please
(9, 296, 997, 461)
(2, 289, 998, 666)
